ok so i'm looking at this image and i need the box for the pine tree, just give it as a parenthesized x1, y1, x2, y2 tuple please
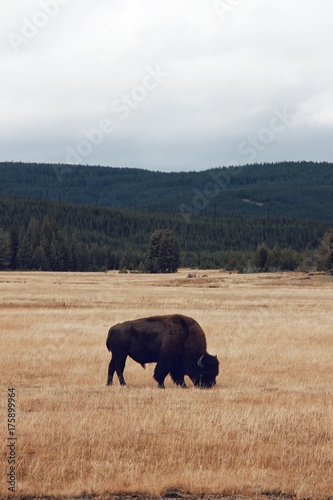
(9, 221, 19, 269)
(270, 245, 282, 270)
(317, 229, 333, 273)
(0, 228, 11, 269)
(145, 229, 180, 273)
(26, 217, 40, 249)
(300, 244, 316, 272)
(280, 248, 298, 271)
(119, 248, 135, 271)
(226, 251, 238, 271)
(254, 243, 269, 271)
(145, 230, 162, 273)
(32, 245, 49, 270)
(17, 236, 34, 269)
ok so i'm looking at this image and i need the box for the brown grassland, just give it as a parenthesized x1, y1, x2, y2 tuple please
(0, 270, 332, 499)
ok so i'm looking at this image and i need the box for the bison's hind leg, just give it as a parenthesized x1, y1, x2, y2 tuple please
(107, 356, 116, 385)
(107, 354, 127, 386)
(115, 354, 128, 386)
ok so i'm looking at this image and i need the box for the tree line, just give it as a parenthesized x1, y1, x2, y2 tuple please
(0, 195, 332, 272)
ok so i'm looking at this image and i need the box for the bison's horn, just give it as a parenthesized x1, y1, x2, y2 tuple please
(197, 355, 205, 368)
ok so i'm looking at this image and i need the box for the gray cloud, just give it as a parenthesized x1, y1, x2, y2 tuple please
(1, 0, 333, 171)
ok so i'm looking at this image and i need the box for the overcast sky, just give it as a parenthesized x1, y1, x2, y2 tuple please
(1, 0, 333, 172)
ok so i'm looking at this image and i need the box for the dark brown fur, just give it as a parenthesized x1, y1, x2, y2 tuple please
(106, 314, 219, 388)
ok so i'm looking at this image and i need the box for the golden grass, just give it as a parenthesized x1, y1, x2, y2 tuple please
(0, 270, 332, 498)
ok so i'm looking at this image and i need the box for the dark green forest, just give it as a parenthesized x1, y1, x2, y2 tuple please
(0, 195, 331, 272)
(0, 161, 332, 272)
(1, 160, 333, 219)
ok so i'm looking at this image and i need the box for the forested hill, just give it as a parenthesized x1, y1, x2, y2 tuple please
(1, 161, 333, 220)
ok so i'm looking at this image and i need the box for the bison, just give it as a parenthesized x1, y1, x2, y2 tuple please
(106, 314, 219, 388)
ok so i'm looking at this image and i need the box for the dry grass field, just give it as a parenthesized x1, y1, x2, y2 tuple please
(0, 270, 332, 499)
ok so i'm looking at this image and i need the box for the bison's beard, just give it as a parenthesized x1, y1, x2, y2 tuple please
(192, 377, 217, 389)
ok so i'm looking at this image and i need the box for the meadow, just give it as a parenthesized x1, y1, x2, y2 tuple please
(0, 270, 332, 499)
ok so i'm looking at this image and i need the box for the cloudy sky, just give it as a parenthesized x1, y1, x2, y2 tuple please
(1, 0, 333, 171)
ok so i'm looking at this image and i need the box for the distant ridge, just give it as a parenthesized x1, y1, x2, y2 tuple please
(1, 161, 333, 220)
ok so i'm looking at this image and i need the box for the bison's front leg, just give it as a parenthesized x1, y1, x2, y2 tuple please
(172, 378, 187, 388)
(170, 367, 187, 388)
(153, 360, 169, 389)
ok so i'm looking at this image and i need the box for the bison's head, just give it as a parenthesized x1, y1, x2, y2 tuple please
(193, 353, 219, 388)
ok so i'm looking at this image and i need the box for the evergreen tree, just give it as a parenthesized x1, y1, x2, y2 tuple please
(0, 228, 11, 269)
(254, 243, 269, 271)
(269, 245, 282, 270)
(17, 236, 34, 269)
(226, 251, 238, 271)
(119, 247, 135, 271)
(299, 244, 316, 272)
(317, 229, 333, 272)
(32, 245, 49, 270)
(145, 229, 180, 273)
(9, 221, 19, 269)
(26, 217, 40, 249)
(280, 248, 298, 271)
(146, 230, 162, 273)
(138, 261, 146, 273)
